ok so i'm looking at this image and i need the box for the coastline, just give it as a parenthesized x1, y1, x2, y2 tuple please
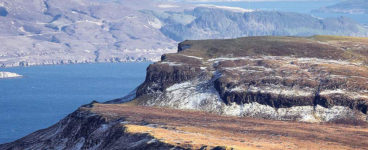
(0, 60, 155, 69)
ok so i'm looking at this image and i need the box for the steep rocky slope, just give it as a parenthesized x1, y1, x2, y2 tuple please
(1, 103, 367, 150)
(133, 35, 368, 122)
(1, 0, 368, 67)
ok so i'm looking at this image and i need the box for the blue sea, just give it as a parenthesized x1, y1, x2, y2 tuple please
(198, 1, 368, 25)
(0, 63, 150, 144)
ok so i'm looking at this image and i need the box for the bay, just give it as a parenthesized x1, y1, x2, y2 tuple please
(0, 63, 150, 144)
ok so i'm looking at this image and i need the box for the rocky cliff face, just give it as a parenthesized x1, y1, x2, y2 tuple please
(134, 36, 368, 122)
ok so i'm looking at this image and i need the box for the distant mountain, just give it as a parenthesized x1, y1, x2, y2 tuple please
(155, 7, 368, 41)
(0, 0, 179, 67)
(0, 0, 367, 67)
(314, 0, 368, 14)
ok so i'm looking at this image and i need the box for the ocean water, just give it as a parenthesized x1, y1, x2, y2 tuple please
(0, 63, 150, 144)
(199, 1, 368, 25)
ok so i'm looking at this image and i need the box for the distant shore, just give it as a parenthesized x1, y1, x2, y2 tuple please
(0, 59, 155, 68)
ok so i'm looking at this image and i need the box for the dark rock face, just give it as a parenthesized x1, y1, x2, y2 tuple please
(178, 42, 191, 52)
(137, 55, 203, 96)
(212, 57, 368, 114)
(317, 94, 368, 114)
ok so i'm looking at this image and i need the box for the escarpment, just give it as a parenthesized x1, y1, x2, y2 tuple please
(134, 36, 368, 122)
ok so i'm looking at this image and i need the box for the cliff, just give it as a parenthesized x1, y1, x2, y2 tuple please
(134, 35, 368, 122)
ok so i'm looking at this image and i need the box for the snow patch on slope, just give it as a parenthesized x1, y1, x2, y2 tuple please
(223, 102, 357, 122)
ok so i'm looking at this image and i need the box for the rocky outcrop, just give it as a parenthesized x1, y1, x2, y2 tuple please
(136, 54, 203, 96)
(134, 36, 368, 122)
(0, 72, 22, 78)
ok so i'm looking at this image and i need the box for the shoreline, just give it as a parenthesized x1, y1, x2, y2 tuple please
(0, 60, 155, 69)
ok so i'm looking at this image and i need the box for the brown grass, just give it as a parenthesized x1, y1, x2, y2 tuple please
(87, 104, 368, 150)
(311, 35, 368, 42)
